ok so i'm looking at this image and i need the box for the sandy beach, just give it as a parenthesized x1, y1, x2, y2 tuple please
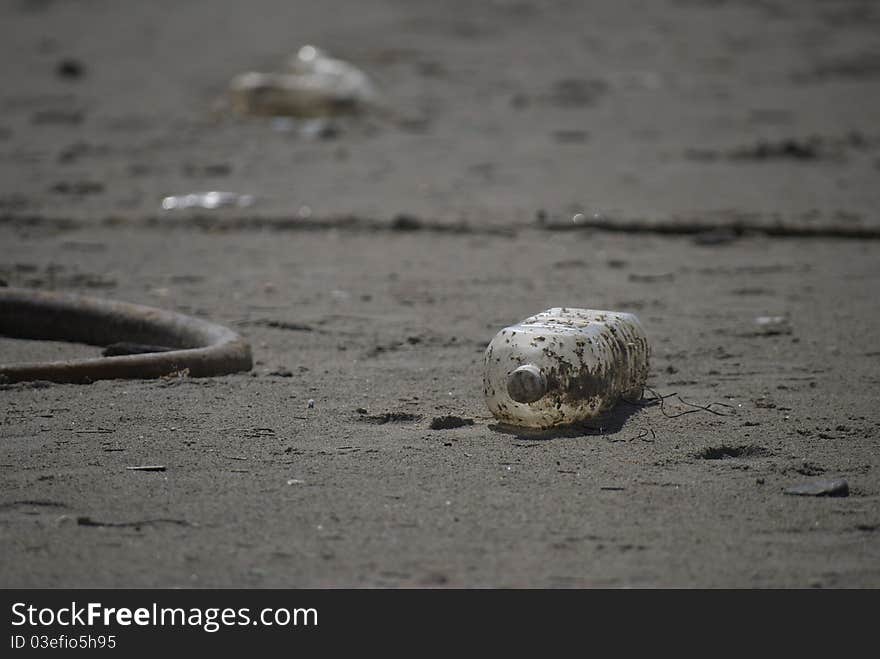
(1, 0, 878, 587)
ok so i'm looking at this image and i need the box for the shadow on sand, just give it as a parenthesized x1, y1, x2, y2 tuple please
(488, 398, 656, 442)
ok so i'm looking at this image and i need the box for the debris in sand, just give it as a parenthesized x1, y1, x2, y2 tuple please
(236, 426, 290, 436)
(160, 368, 191, 383)
(729, 138, 822, 161)
(629, 428, 656, 443)
(161, 191, 255, 211)
(537, 211, 880, 239)
(76, 516, 192, 529)
(0, 499, 69, 512)
(687, 133, 877, 163)
(228, 45, 378, 118)
(307, 399, 316, 409)
(251, 319, 316, 332)
(629, 388, 736, 419)
(784, 479, 849, 497)
(484, 308, 649, 429)
(429, 416, 475, 430)
(753, 315, 792, 336)
(0, 287, 249, 384)
(126, 465, 166, 472)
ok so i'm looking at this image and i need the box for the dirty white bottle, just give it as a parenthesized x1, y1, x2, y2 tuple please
(483, 308, 650, 429)
(228, 45, 378, 118)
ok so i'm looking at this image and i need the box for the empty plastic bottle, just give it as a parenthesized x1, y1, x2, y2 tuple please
(483, 308, 650, 429)
(228, 45, 378, 118)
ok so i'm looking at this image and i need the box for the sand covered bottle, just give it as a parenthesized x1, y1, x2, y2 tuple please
(483, 308, 650, 429)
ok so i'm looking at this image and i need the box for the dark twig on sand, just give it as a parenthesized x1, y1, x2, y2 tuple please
(76, 516, 191, 529)
(0, 500, 69, 512)
(639, 387, 735, 419)
(675, 396, 735, 417)
(608, 427, 656, 443)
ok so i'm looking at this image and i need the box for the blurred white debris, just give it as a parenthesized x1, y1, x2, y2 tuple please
(753, 315, 792, 335)
(161, 191, 255, 211)
(270, 116, 338, 139)
(229, 45, 379, 118)
(784, 479, 848, 497)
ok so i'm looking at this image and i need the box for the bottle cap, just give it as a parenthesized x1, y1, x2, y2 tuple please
(507, 364, 547, 404)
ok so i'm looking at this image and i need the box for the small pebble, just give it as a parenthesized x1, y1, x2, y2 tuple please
(307, 399, 315, 409)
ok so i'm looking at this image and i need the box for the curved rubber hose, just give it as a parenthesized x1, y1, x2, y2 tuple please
(0, 287, 252, 383)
